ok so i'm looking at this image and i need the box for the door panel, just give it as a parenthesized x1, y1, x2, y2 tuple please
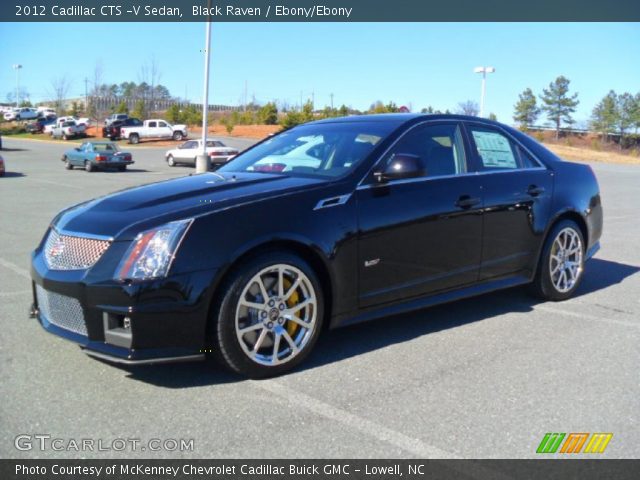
(356, 121, 482, 308)
(479, 170, 553, 279)
(357, 177, 483, 307)
(465, 123, 554, 279)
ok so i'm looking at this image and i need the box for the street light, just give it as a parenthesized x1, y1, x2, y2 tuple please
(474, 66, 495, 117)
(196, 1, 212, 174)
(13, 64, 23, 108)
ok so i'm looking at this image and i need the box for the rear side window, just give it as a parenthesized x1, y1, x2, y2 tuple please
(148, 121, 157, 128)
(468, 126, 540, 171)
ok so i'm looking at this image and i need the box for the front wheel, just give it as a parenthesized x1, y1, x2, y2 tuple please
(167, 155, 176, 167)
(530, 220, 585, 301)
(84, 161, 94, 173)
(64, 157, 73, 170)
(210, 252, 324, 378)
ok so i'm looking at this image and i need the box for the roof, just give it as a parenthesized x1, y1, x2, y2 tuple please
(309, 113, 501, 127)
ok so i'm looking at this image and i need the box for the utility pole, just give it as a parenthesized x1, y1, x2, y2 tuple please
(330, 93, 334, 110)
(196, 3, 212, 174)
(311, 90, 315, 111)
(244, 80, 248, 111)
(84, 77, 88, 113)
(13, 64, 22, 108)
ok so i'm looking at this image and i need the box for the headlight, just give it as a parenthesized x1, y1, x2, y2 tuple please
(116, 219, 192, 281)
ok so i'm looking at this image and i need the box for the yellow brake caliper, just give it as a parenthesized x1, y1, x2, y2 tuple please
(283, 278, 300, 337)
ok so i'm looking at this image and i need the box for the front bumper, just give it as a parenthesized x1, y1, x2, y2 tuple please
(30, 247, 219, 364)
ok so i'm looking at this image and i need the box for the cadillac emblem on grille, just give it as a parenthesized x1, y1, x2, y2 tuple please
(44, 229, 111, 270)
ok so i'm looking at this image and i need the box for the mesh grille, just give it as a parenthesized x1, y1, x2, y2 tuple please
(35, 285, 88, 336)
(44, 229, 110, 270)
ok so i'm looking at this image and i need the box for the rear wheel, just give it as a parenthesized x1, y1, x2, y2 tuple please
(530, 220, 585, 301)
(172, 131, 184, 141)
(209, 252, 324, 378)
(84, 161, 94, 173)
(129, 134, 139, 144)
(117, 165, 127, 171)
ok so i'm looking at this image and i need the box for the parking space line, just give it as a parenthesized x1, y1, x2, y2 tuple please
(535, 304, 639, 329)
(253, 379, 460, 459)
(25, 177, 85, 190)
(0, 258, 30, 280)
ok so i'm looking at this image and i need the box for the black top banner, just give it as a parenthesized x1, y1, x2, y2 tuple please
(3, 0, 640, 22)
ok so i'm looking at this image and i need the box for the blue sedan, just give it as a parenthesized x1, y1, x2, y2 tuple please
(61, 142, 134, 172)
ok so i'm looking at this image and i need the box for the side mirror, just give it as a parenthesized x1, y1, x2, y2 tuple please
(374, 154, 425, 183)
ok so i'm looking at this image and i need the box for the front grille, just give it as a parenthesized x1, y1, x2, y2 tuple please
(44, 229, 110, 270)
(35, 285, 88, 336)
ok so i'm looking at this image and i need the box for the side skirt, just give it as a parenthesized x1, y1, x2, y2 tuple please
(331, 274, 532, 329)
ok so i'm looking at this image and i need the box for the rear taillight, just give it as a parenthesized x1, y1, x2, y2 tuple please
(96, 155, 107, 162)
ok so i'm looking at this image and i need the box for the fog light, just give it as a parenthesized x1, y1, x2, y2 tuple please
(123, 316, 131, 329)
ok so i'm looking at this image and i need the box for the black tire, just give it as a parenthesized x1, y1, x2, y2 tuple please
(172, 131, 184, 141)
(64, 157, 73, 170)
(529, 219, 585, 301)
(117, 165, 126, 171)
(167, 155, 176, 167)
(209, 251, 324, 378)
(129, 134, 139, 145)
(110, 136, 116, 141)
(84, 160, 93, 173)
(62, 133, 68, 140)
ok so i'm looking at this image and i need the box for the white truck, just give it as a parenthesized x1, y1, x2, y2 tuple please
(120, 119, 188, 144)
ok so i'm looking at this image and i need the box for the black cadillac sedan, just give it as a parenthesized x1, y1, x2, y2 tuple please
(30, 114, 603, 378)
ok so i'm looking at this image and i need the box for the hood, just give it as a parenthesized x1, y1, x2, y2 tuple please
(53, 172, 325, 240)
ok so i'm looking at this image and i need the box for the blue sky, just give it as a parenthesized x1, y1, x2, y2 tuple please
(1, 22, 638, 125)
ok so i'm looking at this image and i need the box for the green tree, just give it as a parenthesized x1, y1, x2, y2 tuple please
(258, 102, 278, 125)
(488, 113, 498, 121)
(181, 104, 202, 125)
(280, 110, 304, 129)
(114, 100, 129, 114)
(338, 104, 349, 116)
(165, 104, 181, 123)
(301, 100, 314, 122)
(590, 90, 618, 141)
(539, 76, 579, 139)
(220, 116, 235, 134)
(67, 101, 80, 117)
(131, 100, 147, 120)
(616, 92, 636, 149)
(513, 88, 540, 128)
(421, 106, 435, 114)
(633, 93, 640, 134)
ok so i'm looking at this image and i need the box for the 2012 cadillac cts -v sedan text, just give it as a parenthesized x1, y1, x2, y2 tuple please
(30, 114, 603, 377)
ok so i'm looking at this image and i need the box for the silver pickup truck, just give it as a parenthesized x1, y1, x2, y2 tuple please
(52, 121, 86, 140)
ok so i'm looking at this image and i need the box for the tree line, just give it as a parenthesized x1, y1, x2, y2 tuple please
(513, 76, 640, 148)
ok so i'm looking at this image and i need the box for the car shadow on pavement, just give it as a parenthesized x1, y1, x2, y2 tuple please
(0, 147, 28, 152)
(1, 171, 26, 178)
(120, 257, 639, 387)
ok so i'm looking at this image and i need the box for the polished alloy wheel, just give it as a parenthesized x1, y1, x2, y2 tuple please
(549, 227, 583, 293)
(235, 264, 317, 366)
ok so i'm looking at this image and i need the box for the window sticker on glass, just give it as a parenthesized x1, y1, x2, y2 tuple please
(472, 130, 517, 168)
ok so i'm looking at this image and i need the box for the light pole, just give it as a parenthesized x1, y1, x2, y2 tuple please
(13, 64, 22, 108)
(474, 66, 495, 117)
(196, 3, 212, 174)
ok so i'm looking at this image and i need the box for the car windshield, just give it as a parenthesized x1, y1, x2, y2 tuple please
(219, 121, 397, 178)
(93, 143, 119, 152)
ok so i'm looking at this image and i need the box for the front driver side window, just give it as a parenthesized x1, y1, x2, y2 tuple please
(381, 123, 467, 178)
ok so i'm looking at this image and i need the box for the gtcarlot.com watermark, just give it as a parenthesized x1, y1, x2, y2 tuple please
(15, 434, 194, 452)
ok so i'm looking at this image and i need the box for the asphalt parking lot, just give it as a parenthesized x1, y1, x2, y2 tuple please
(0, 136, 638, 459)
